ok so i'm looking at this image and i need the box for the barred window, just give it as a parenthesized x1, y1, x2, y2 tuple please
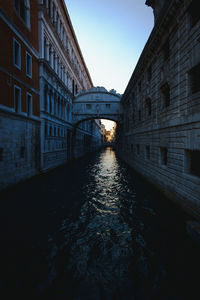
(0, 148, 3, 161)
(147, 65, 152, 81)
(138, 110, 141, 121)
(189, 63, 200, 94)
(160, 147, 168, 165)
(188, 1, 200, 27)
(163, 38, 170, 61)
(136, 144, 140, 155)
(146, 145, 150, 159)
(146, 98, 152, 116)
(161, 83, 170, 107)
(20, 146, 25, 158)
(185, 150, 200, 177)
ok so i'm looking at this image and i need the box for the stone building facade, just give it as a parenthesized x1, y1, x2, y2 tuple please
(119, 0, 200, 219)
(73, 119, 103, 159)
(38, 0, 99, 171)
(0, 0, 40, 189)
(0, 0, 104, 189)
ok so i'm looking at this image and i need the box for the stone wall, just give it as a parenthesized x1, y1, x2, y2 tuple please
(73, 122, 103, 159)
(0, 110, 40, 189)
(119, 0, 200, 219)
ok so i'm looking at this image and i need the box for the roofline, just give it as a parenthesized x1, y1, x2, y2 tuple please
(75, 91, 121, 100)
(60, 0, 93, 87)
(121, 0, 181, 103)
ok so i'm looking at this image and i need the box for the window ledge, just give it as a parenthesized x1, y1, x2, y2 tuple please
(183, 172, 200, 184)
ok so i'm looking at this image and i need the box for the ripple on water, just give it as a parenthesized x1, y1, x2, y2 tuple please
(46, 147, 198, 299)
(52, 148, 139, 297)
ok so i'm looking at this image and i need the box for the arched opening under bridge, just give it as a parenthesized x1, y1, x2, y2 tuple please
(72, 87, 122, 125)
(71, 87, 122, 158)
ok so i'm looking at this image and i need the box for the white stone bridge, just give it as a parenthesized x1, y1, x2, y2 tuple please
(72, 87, 122, 125)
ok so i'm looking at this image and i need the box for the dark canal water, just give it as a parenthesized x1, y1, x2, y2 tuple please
(0, 147, 199, 299)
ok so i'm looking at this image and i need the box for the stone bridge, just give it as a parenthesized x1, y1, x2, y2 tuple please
(72, 87, 122, 124)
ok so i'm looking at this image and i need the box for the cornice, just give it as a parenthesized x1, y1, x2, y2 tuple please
(121, 0, 182, 102)
(60, 0, 93, 87)
(145, 0, 155, 9)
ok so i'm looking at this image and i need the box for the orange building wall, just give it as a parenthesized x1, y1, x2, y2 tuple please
(0, 1, 40, 116)
(0, 0, 38, 50)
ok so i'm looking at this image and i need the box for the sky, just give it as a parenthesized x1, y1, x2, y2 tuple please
(65, 0, 154, 130)
(101, 119, 116, 131)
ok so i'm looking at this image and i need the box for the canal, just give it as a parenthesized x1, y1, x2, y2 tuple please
(0, 147, 199, 299)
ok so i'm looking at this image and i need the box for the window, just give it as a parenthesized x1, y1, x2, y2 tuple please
(147, 65, 152, 81)
(26, 93, 32, 116)
(136, 144, 140, 155)
(26, 52, 32, 78)
(161, 83, 170, 107)
(13, 38, 21, 69)
(189, 63, 200, 94)
(106, 104, 110, 109)
(0, 148, 3, 161)
(188, 1, 200, 27)
(163, 39, 170, 61)
(52, 3, 56, 22)
(49, 45, 52, 64)
(14, 0, 18, 10)
(53, 53, 56, 70)
(86, 104, 91, 109)
(146, 145, 150, 159)
(48, 0, 52, 17)
(20, 146, 25, 158)
(67, 103, 70, 119)
(138, 81, 141, 93)
(56, 12, 59, 32)
(45, 124, 48, 137)
(50, 125, 53, 136)
(72, 79, 75, 95)
(14, 0, 30, 28)
(131, 144, 134, 153)
(160, 66, 164, 81)
(146, 98, 152, 116)
(185, 150, 200, 177)
(160, 147, 168, 165)
(59, 20, 62, 37)
(132, 111, 135, 123)
(138, 110, 141, 121)
(14, 85, 21, 113)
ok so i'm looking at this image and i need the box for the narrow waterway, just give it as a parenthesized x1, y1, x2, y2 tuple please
(0, 147, 199, 299)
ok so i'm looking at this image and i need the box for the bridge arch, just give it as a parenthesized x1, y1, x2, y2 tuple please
(72, 86, 122, 124)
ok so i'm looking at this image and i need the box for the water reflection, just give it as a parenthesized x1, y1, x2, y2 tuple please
(45, 147, 199, 300)
(1, 148, 199, 299)
(53, 148, 143, 298)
